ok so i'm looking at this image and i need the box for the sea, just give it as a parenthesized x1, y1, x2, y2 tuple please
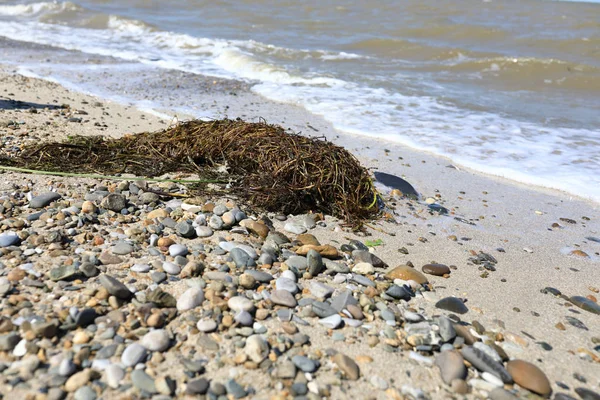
(0, 0, 599, 202)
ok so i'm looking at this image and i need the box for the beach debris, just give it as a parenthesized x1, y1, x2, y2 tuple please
(373, 171, 419, 199)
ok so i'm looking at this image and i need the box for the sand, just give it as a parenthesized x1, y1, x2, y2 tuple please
(1, 52, 599, 399)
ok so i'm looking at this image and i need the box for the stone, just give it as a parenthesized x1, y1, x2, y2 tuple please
(489, 388, 519, 400)
(276, 277, 298, 294)
(65, 370, 91, 392)
(147, 209, 169, 219)
(244, 335, 270, 363)
(30, 192, 62, 208)
(186, 378, 209, 395)
(271, 290, 297, 307)
(454, 324, 477, 345)
(105, 364, 124, 389)
(332, 353, 360, 380)
(49, 265, 78, 281)
(386, 284, 411, 300)
(99, 275, 132, 300)
(177, 287, 204, 311)
(352, 262, 375, 275)
(245, 270, 273, 283)
(80, 263, 99, 277)
(235, 310, 253, 326)
(139, 192, 160, 204)
(309, 281, 334, 299)
(422, 263, 450, 276)
(176, 221, 196, 238)
(506, 360, 552, 397)
(121, 343, 148, 367)
(575, 388, 600, 400)
(319, 314, 342, 329)
(461, 346, 512, 384)
(112, 242, 133, 255)
(435, 297, 468, 314)
(307, 249, 324, 276)
(141, 329, 170, 352)
(331, 290, 359, 312)
(131, 369, 157, 394)
(244, 220, 270, 238)
(162, 262, 181, 275)
(74, 386, 96, 400)
(435, 351, 467, 384)
(228, 296, 254, 312)
(169, 244, 188, 257)
(98, 252, 123, 265)
(195, 226, 213, 237)
(312, 301, 338, 318)
(231, 247, 253, 268)
(296, 244, 339, 258)
(570, 296, 600, 315)
(292, 355, 319, 372)
(385, 265, 428, 284)
(197, 319, 218, 333)
(100, 193, 126, 212)
(0, 232, 20, 248)
(284, 223, 307, 234)
(225, 379, 246, 399)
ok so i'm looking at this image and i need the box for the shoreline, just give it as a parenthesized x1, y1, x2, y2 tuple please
(1, 43, 599, 399)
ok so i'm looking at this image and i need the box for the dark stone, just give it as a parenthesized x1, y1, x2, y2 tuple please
(570, 296, 600, 315)
(30, 192, 62, 208)
(186, 378, 209, 395)
(385, 285, 411, 300)
(312, 301, 337, 318)
(422, 263, 450, 276)
(373, 171, 418, 199)
(575, 388, 600, 400)
(75, 308, 97, 327)
(435, 297, 468, 314)
(176, 221, 196, 239)
(98, 275, 132, 300)
(461, 346, 513, 384)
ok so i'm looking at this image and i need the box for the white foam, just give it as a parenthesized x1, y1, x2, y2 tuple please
(1, 7, 599, 203)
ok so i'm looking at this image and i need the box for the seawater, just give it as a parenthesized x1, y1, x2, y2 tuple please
(0, 0, 599, 202)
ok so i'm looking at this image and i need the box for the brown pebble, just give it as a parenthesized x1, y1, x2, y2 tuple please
(422, 263, 450, 276)
(450, 379, 469, 394)
(570, 250, 589, 258)
(506, 360, 552, 397)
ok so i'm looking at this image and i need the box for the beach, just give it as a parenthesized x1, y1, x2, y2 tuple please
(0, 33, 599, 400)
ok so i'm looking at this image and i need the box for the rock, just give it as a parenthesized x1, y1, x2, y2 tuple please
(80, 263, 99, 277)
(489, 388, 519, 400)
(385, 265, 428, 284)
(312, 301, 338, 318)
(296, 244, 339, 258)
(0, 232, 20, 248)
(231, 247, 253, 268)
(435, 297, 468, 314)
(570, 296, 600, 315)
(292, 355, 319, 372)
(225, 379, 247, 399)
(186, 378, 209, 395)
(176, 221, 196, 238)
(435, 351, 467, 384)
(112, 242, 133, 255)
(131, 369, 157, 394)
(139, 192, 160, 204)
(98, 275, 132, 300)
(422, 263, 450, 276)
(141, 329, 170, 352)
(461, 346, 512, 384)
(373, 171, 419, 199)
(100, 193, 126, 212)
(332, 353, 360, 380)
(228, 296, 254, 312)
(121, 343, 147, 367)
(147, 288, 177, 308)
(49, 265, 78, 281)
(244, 335, 270, 363)
(436, 316, 456, 342)
(309, 282, 334, 299)
(506, 360, 552, 397)
(245, 270, 273, 283)
(352, 262, 375, 275)
(271, 290, 297, 307)
(169, 244, 188, 257)
(105, 364, 125, 389)
(197, 319, 218, 333)
(243, 220, 270, 238)
(307, 249, 324, 276)
(275, 277, 298, 294)
(98, 252, 123, 265)
(284, 223, 307, 234)
(162, 262, 181, 275)
(575, 388, 600, 400)
(195, 226, 213, 237)
(386, 284, 411, 300)
(177, 287, 204, 311)
(239, 273, 256, 289)
(74, 386, 96, 400)
(319, 314, 342, 329)
(65, 370, 91, 392)
(30, 192, 62, 208)
(331, 290, 358, 312)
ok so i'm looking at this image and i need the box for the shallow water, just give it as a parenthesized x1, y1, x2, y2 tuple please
(1, 0, 599, 201)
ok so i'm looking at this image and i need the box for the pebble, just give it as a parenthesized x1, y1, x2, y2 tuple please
(319, 314, 342, 329)
(195, 226, 214, 237)
(74, 386, 97, 400)
(177, 287, 204, 311)
(186, 378, 209, 395)
(332, 353, 360, 380)
(461, 346, 513, 384)
(292, 355, 319, 372)
(100, 193, 126, 212)
(506, 359, 552, 397)
(435, 350, 467, 384)
(225, 379, 247, 398)
(309, 281, 334, 298)
(352, 262, 375, 275)
(121, 343, 148, 367)
(385, 265, 428, 284)
(489, 388, 519, 400)
(284, 223, 307, 234)
(131, 369, 157, 394)
(162, 262, 181, 275)
(141, 329, 170, 351)
(570, 296, 600, 315)
(228, 296, 254, 312)
(307, 248, 324, 276)
(275, 277, 298, 294)
(422, 263, 450, 276)
(0, 232, 20, 247)
(112, 242, 133, 255)
(435, 297, 469, 314)
(30, 192, 62, 208)
(197, 319, 218, 333)
(244, 334, 270, 363)
(169, 244, 188, 257)
(98, 275, 132, 299)
(270, 289, 297, 307)
(105, 364, 125, 389)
